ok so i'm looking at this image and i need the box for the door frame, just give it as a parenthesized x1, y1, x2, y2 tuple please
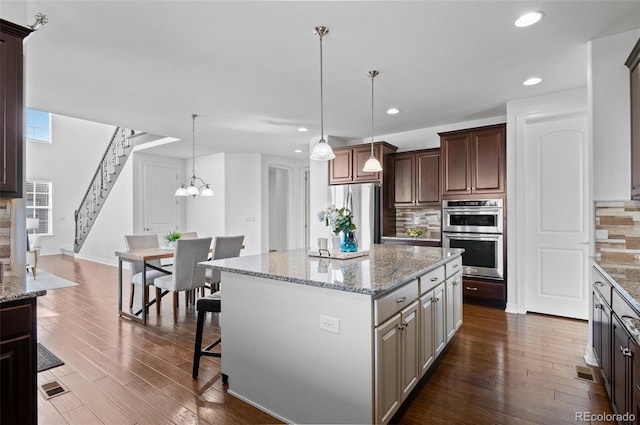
(506, 88, 592, 315)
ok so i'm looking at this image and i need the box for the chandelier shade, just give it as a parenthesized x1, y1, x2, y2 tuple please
(310, 26, 335, 161)
(175, 114, 214, 197)
(363, 70, 382, 172)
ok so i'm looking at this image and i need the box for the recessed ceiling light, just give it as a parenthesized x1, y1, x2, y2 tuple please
(386, 108, 400, 115)
(298, 127, 308, 132)
(515, 11, 543, 28)
(523, 77, 542, 86)
(294, 149, 303, 153)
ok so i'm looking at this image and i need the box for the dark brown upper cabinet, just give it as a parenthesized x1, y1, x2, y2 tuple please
(439, 123, 506, 198)
(626, 37, 640, 200)
(329, 142, 397, 185)
(0, 20, 31, 198)
(391, 149, 440, 208)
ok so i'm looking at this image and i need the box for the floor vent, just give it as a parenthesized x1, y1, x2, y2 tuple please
(575, 365, 596, 382)
(39, 381, 69, 399)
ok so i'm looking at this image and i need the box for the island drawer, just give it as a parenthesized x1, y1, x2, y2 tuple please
(446, 257, 462, 278)
(419, 266, 445, 294)
(374, 279, 419, 326)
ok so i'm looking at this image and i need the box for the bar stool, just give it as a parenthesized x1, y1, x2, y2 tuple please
(192, 291, 227, 383)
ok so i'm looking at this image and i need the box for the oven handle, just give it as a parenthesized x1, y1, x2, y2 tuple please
(443, 233, 502, 241)
(443, 208, 502, 214)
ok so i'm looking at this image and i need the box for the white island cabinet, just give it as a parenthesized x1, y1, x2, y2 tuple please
(199, 245, 463, 424)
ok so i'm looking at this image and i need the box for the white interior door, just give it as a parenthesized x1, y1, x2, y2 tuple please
(142, 163, 180, 235)
(523, 112, 590, 320)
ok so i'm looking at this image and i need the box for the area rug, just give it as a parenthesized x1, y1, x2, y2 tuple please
(27, 270, 78, 291)
(37, 343, 64, 372)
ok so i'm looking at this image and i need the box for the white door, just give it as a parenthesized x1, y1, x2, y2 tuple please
(523, 112, 590, 319)
(142, 163, 180, 235)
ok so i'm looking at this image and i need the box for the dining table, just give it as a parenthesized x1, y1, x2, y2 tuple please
(114, 247, 175, 325)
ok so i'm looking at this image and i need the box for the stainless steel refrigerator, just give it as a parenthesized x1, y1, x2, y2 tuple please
(328, 183, 381, 250)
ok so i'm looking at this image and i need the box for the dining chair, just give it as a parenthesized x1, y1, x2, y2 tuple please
(153, 237, 212, 322)
(180, 232, 198, 239)
(124, 234, 169, 309)
(26, 234, 42, 279)
(205, 235, 245, 293)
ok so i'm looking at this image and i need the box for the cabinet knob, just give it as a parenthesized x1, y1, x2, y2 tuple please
(430, 277, 438, 282)
(465, 286, 478, 291)
(396, 296, 407, 303)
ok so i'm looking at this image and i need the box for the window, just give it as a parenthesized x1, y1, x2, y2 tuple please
(26, 108, 51, 143)
(25, 181, 52, 235)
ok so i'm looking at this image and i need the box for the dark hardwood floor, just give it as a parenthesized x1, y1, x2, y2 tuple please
(35, 254, 614, 424)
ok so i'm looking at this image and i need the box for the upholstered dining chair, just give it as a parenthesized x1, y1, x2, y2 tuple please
(26, 234, 42, 279)
(124, 234, 169, 309)
(205, 235, 244, 293)
(153, 237, 212, 322)
(180, 232, 198, 239)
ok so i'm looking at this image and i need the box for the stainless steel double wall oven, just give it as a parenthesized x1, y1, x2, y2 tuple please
(442, 199, 504, 280)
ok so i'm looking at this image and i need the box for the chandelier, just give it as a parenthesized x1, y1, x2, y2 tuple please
(174, 114, 214, 197)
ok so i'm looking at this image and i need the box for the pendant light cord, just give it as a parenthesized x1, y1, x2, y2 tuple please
(370, 72, 374, 156)
(319, 31, 324, 142)
(192, 114, 197, 179)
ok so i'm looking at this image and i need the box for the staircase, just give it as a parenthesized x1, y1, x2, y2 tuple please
(74, 127, 135, 253)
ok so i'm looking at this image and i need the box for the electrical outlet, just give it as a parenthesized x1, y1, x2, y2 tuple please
(320, 314, 340, 334)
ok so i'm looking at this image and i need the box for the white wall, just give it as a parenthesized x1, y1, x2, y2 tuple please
(591, 29, 640, 200)
(223, 153, 263, 255)
(184, 152, 226, 240)
(25, 114, 117, 257)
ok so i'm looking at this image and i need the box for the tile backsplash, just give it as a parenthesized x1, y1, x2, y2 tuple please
(395, 207, 441, 239)
(0, 199, 12, 275)
(595, 200, 640, 264)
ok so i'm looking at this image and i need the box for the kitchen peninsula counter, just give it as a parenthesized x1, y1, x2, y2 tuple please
(199, 245, 463, 424)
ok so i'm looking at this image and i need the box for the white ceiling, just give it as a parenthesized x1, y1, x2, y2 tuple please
(15, 1, 640, 159)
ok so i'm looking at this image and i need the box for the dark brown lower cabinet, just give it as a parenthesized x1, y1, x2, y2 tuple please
(0, 298, 38, 425)
(592, 264, 639, 425)
(613, 314, 635, 424)
(461, 277, 505, 306)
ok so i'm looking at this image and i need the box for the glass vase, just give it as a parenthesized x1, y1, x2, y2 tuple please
(341, 230, 358, 252)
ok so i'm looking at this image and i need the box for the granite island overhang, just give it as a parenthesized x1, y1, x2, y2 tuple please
(199, 244, 464, 424)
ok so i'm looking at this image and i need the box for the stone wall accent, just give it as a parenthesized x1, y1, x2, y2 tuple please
(595, 200, 640, 264)
(395, 207, 441, 239)
(0, 199, 12, 275)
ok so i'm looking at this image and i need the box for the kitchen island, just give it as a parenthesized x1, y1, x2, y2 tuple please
(1, 275, 47, 425)
(199, 244, 463, 424)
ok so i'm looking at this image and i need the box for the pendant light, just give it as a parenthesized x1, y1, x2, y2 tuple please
(362, 70, 383, 172)
(310, 26, 335, 161)
(175, 114, 214, 197)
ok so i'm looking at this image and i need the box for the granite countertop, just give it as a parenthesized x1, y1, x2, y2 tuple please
(382, 235, 441, 243)
(0, 275, 47, 303)
(200, 244, 463, 298)
(593, 261, 640, 314)
(622, 316, 640, 346)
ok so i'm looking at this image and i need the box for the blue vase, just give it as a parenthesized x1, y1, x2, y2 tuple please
(341, 230, 358, 252)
